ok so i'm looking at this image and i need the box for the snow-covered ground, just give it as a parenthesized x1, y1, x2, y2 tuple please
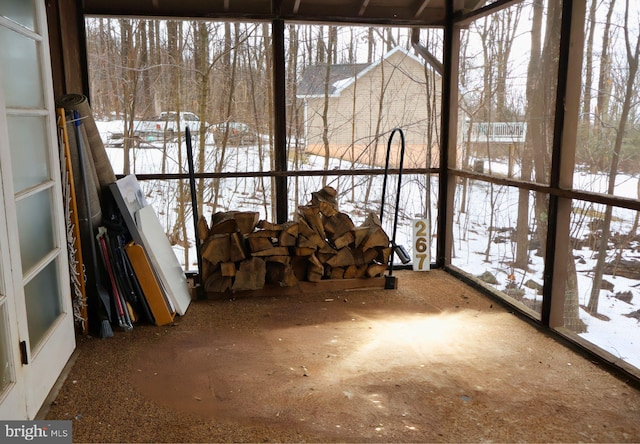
(96, 120, 640, 372)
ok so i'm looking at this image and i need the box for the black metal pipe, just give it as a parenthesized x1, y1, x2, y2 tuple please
(380, 128, 406, 278)
(272, 19, 288, 223)
(185, 126, 204, 299)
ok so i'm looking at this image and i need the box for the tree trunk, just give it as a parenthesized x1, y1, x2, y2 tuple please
(212, 23, 238, 214)
(363, 47, 388, 206)
(120, 18, 136, 176)
(320, 26, 337, 186)
(581, 0, 597, 123)
(195, 21, 210, 220)
(588, 0, 639, 314)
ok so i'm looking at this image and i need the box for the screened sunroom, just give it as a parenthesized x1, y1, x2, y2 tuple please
(1, 0, 639, 433)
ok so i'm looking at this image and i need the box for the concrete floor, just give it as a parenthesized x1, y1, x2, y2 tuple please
(46, 270, 640, 442)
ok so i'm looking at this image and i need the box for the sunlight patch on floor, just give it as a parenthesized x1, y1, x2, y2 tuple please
(330, 310, 505, 374)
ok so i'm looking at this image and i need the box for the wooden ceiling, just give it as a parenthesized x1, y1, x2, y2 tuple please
(82, 0, 489, 26)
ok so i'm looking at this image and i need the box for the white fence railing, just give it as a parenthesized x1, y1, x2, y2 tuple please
(461, 121, 527, 143)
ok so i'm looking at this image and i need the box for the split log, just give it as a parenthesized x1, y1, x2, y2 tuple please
(229, 232, 248, 262)
(359, 213, 390, 251)
(326, 248, 355, 268)
(231, 257, 266, 291)
(283, 221, 299, 237)
(202, 234, 230, 265)
(353, 226, 370, 249)
(376, 247, 392, 266)
(279, 231, 298, 247)
(295, 246, 316, 256)
(319, 243, 337, 254)
(249, 229, 281, 239)
(307, 254, 324, 282)
(361, 230, 390, 250)
(251, 246, 290, 257)
(279, 222, 299, 247)
(324, 212, 354, 239)
(248, 235, 275, 253)
(297, 232, 324, 249)
(367, 263, 388, 278)
(329, 267, 345, 279)
(266, 261, 297, 287)
(343, 264, 358, 279)
(352, 248, 380, 266)
(297, 205, 326, 239)
(220, 262, 237, 277)
(197, 215, 210, 241)
(202, 258, 213, 280)
(311, 186, 338, 217)
(204, 269, 232, 293)
(212, 211, 259, 235)
(333, 231, 355, 250)
(297, 216, 317, 237)
(210, 218, 238, 235)
(236, 212, 260, 234)
(354, 265, 368, 278)
(256, 220, 284, 231)
(316, 252, 334, 264)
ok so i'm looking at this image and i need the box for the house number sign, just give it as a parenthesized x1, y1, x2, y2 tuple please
(412, 218, 430, 271)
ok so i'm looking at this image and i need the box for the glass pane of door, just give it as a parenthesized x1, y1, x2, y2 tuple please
(0, 303, 12, 394)
(0, 0, 35, 31)
(0, 25, 43, 109)
(23, 259, 61, 350)
(7, 115, 50, 193)
(16, 190, 55, 273)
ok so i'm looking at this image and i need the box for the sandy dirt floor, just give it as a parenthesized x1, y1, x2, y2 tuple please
(46, 270, 640, 443)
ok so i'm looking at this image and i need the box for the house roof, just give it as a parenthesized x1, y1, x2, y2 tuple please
(297, 46, 428, 98)
(297, 62, 370, 98)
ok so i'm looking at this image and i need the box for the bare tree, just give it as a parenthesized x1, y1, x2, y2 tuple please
(588, 0, 640, 314)
(211, 23, 240, 214)
(320, 26, 338, 185)
(582, 0, 598, 123)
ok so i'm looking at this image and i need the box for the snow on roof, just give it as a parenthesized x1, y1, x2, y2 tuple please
(296, 46, 429, 98)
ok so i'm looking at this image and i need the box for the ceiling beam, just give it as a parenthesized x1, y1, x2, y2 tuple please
(358, 0, 370, 17)
(411, 28, 444, 76)
(82, 0, 449, 26)
(463, 0, 488, 13)
(414, 0, 433, 18)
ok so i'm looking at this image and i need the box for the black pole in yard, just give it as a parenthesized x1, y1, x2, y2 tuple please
(185, 126, 204, 299)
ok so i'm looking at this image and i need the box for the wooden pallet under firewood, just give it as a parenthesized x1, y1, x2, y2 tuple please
(203, 276, 388, 299)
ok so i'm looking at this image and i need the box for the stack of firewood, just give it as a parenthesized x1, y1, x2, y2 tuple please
(197, 186, 392, 293)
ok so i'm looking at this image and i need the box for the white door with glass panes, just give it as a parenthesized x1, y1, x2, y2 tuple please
(0, 0, 75, 419)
